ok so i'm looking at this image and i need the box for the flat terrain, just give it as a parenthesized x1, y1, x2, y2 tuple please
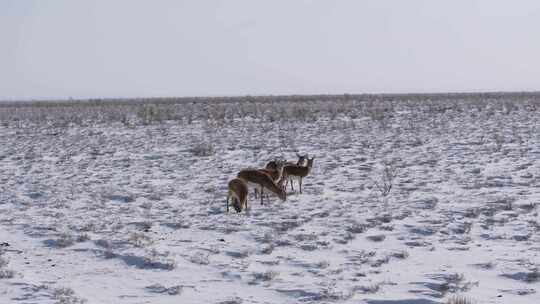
(0, 95, 539, 303)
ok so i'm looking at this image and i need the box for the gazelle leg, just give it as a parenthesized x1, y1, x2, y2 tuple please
(299, 178, 302, 194)
(290, 178, 294, 191)
(226, 195, 229, 213)
(260, 185, 264, 205)
(254, 188, 258, 199)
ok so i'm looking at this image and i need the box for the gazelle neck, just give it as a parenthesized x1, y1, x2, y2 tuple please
(265, 179, 285, 199)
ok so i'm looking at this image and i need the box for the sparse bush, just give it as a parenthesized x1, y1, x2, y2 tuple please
(434, 273, 478, 296)
(318, 281, 354, 301)
(53, 287, 87, 304)
(373, 161, 398, 202)
(475, 262, 496, 270)
(128, 232, 154, 248)
(94, 239, 116, 258)
(349, 250, 376, 265)
(528, 220, 540, 231)
(366, 234, 386, 242)
(518, 203, 537, 213)
(452, 222, 473, 235)
(145, 283, 183, 295)
(261, 244, 274, 255)
(492, 132, 505, 152)
(463, 208, 481, 219)
(370, 255, 391, 267)
(226, 250, 250, 259)
(94, 239, 110, 248)
(218, 297, 243, 304)
(137, 104, 165, 125)
(367, 106, 389, 128)
(526, 268, 540, 283)
(190, 141, 215, 157)
(0, 269, 15, 279)
(143, 249, 176, 270)
(316, 261, 330, 269)
(189, 252, 210, 265)
(258, 232, 274, 244)
(512, 234, 531, 242)
(252, 270, 279, 282)
(290, 104, 311, 121)
(56, 232, 76, 248)
(446, 295, 475, 304)
(355, 283, 381, 294)
(379, 224, 394, 231)
(0, 255, 8, 268)
(76, 233, 90, 242)
(391, 250, 409, 259)
(347, 223, 368, 234)
(501, 200, 513, 211)
(375, 213, 393, 223)
(334, 231, 355, 244)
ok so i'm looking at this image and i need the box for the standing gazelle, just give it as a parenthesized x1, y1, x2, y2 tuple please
(227, 178, 248, 213)
(292, 153, 308, 167)
(282, 156, 315, 194)
(237, 169, 286, 205)
(265, 153, 307, 171)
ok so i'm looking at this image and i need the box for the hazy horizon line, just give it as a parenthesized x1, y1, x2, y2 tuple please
(3, 89, 540, 103)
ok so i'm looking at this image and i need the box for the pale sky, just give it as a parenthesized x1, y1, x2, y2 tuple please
(2, 0, 540, 100)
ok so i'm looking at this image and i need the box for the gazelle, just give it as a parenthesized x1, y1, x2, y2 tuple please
(261, 159, 286, 183)
(282, 156, 315, 194)
(265, 153, 307, 170)
(237, 169, 286, 205)
(292, 153, 308, 167)
(258, 160, 286, 200)
(226, 178, 248, 213)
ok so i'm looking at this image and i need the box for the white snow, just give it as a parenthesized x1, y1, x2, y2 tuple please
(0, 97, 539, 303)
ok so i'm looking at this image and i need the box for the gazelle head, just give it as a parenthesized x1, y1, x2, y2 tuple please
(231, 198, 242, 213)
(266, 158, 286, 172)
(265, 158, 280, 170)
(296, 153, 308, 166)
(275, 159, 286, 172)
(306, 156, 315, 169)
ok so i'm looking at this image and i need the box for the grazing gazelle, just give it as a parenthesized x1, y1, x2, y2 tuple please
(282, 156, 315, 194)
(237, 169, 286, 205)
(226, 178, 248, 213)
(258, 160, 286, 200)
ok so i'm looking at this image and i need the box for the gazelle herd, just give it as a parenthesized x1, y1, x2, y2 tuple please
(226, 153, 315, 213)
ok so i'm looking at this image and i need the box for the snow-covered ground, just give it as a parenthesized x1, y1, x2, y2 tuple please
(0, 97, 539, 303)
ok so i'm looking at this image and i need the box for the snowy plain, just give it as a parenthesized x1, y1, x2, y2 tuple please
(0, 95, 539, 303)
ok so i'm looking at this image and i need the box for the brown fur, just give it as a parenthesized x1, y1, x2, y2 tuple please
(283, 164, 311, 178)
(293, 153, 308, 166)
(258, 164, 285, 201)
(259, 169, 282, 183)
(265, 154, 306, 170)
(282, 157, 315, 194)
(260, 160, 285, 184)
(237, 169, 286, 205)
(265, 161, 279, 171)
(227, 178, 248, 213)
